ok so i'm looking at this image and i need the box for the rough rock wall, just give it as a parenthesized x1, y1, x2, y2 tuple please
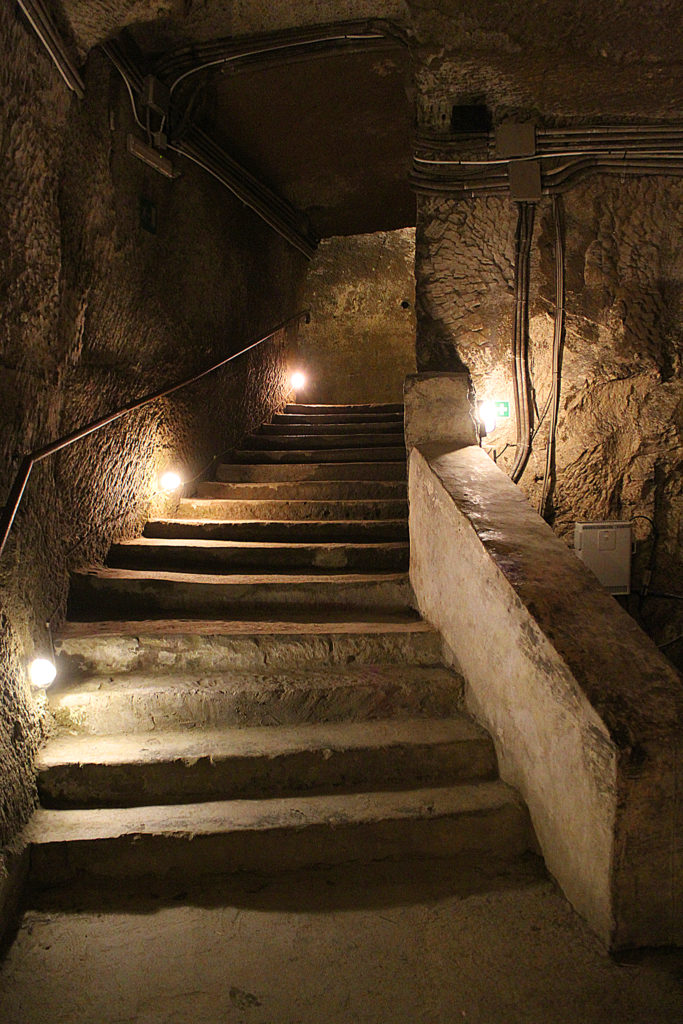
(0, 5, 305, 847)
(296, 230, 416, 404)
(61, 1, 411, 54)
(416, 179, 682, 666)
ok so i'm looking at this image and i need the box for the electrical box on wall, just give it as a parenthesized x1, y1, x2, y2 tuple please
(574, 521, 632, 595)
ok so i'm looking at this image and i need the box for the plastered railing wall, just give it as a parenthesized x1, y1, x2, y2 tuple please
(405, 372, 682, 950)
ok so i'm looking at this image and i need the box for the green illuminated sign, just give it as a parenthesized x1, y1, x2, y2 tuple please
(495, 401, 510, 418)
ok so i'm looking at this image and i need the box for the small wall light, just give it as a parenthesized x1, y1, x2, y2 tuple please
(290, 371, 306, 391)
(29, 657, 57, 689)
(159, 470, 183, 492)
(478, 401, 497, 436)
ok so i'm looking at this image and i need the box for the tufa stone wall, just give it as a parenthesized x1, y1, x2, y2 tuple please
(0, 5, 306, 849)
(296, 229, 417, 404)
(415, 180, 682, 665)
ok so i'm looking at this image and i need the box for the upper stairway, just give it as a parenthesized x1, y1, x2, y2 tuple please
(23, 403, 535, 888)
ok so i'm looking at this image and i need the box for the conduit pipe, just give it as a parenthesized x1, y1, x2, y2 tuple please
(101, 49, 318, 260)
(412, 122, 683, 197)
(539, 196, 565, 517)
(16, 0, 84, 98)
(169, 128, 317, 260)
(154, 19, 406, 82)
(510, 203, 535, 483)
(411, 158, 683, 197)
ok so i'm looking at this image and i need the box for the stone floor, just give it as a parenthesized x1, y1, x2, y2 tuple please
(1, 858, 681, 1024)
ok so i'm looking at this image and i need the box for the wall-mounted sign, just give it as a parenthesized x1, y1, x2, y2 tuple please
(495, 401, 510, 418)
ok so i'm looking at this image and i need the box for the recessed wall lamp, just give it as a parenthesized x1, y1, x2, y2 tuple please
(29, 657, 57, 689)
(290, 371, 307, 391)
(477, 400, 497, 436)
(29, 621, 57, 689)
(159, 470, 183, 492)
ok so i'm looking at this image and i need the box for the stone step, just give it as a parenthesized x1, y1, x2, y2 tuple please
(196, 480, 406, 501)
(231, 447, 406, 464)
(285, 403, 403, 414)
(37, 716, 495, 808)
(144, 519, 409, 543)
(50, 658, 457, 733)
(261, 421, 404, 436)
(274, 411, 403, 425)
(25, 782, 532, 887)
(241, 433, 404, 450)
(216, 460, 406, 482)
(242, 434, 405, 451)
(67, 570, 415, 620)
(107, 538, 410, 574)
(176, 498, 409, 521)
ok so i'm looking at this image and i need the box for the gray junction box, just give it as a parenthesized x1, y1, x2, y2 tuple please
(574, 521, 632, 595)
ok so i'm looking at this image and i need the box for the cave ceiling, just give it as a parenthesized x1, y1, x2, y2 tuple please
(189, 43, 417, 237)
(57, 0, 682, 239)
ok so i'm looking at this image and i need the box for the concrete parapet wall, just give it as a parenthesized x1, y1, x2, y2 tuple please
(408, 442, 682, 949)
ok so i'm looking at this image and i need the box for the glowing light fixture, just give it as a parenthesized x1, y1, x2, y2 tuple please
(29, 657, 57, 689)
(478, 401, 497, 436)
(290, 371, 306, 391)
(160, 470, 182, 492)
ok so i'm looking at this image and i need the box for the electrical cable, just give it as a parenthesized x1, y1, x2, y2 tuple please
(158, 30, 387, 135)
(630, 514, 659, 609)
(17, 0, 85, 98)
(414, 148, 682, 167)
(101, 44, 147, 131)
(658, 634, 683, 649)
(510, 203, 535, 482)
(539, 195, 565, 518)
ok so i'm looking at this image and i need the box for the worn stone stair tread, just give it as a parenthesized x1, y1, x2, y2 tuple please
(25, 781, 525, 845)
(261, 422, 404, 435)
(37, 716, 490, 770)
(48, 664, 458, 696)
(242, 433, 404, 449)
(231, 447, 406, 463)
(112, 538, 408, 551)
(176, 498, 409, 521)
(48, 664, 461, 735)
(143, 519, 409, 542)
(284, 403, 403, 411)
(73, 566, 409, 582)
(67, 571, 415, 620)
(58, 615, 431, 639)
(108, 538, 409, 571)
(25, 780, 531, 882)
(36, 717, 494, 807)
(215, 460, 407, 482)
(54, 614, 444, 679)
(274, 412, 403, 424)
(72, 567, 410, 586)
(196, 480, 406, 500)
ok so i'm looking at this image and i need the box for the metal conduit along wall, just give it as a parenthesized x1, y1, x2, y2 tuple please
(412, 120, 681, 503)
(510, 203, 535, 483)
(411, 123, 683, 196)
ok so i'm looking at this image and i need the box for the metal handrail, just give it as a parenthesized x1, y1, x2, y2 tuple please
(0, 310, 310, 560)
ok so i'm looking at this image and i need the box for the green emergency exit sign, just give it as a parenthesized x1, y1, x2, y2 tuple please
(495, 401, 510, 418)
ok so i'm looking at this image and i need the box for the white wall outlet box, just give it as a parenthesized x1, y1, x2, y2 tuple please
(574, 521, 632, 595)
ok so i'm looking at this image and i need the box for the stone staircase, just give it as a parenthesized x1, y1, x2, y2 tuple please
(25, 402, 533, 888)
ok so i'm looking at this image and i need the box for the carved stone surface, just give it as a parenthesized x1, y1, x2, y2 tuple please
(0, 4, 305, 852)
(404, 372, 477, 450)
